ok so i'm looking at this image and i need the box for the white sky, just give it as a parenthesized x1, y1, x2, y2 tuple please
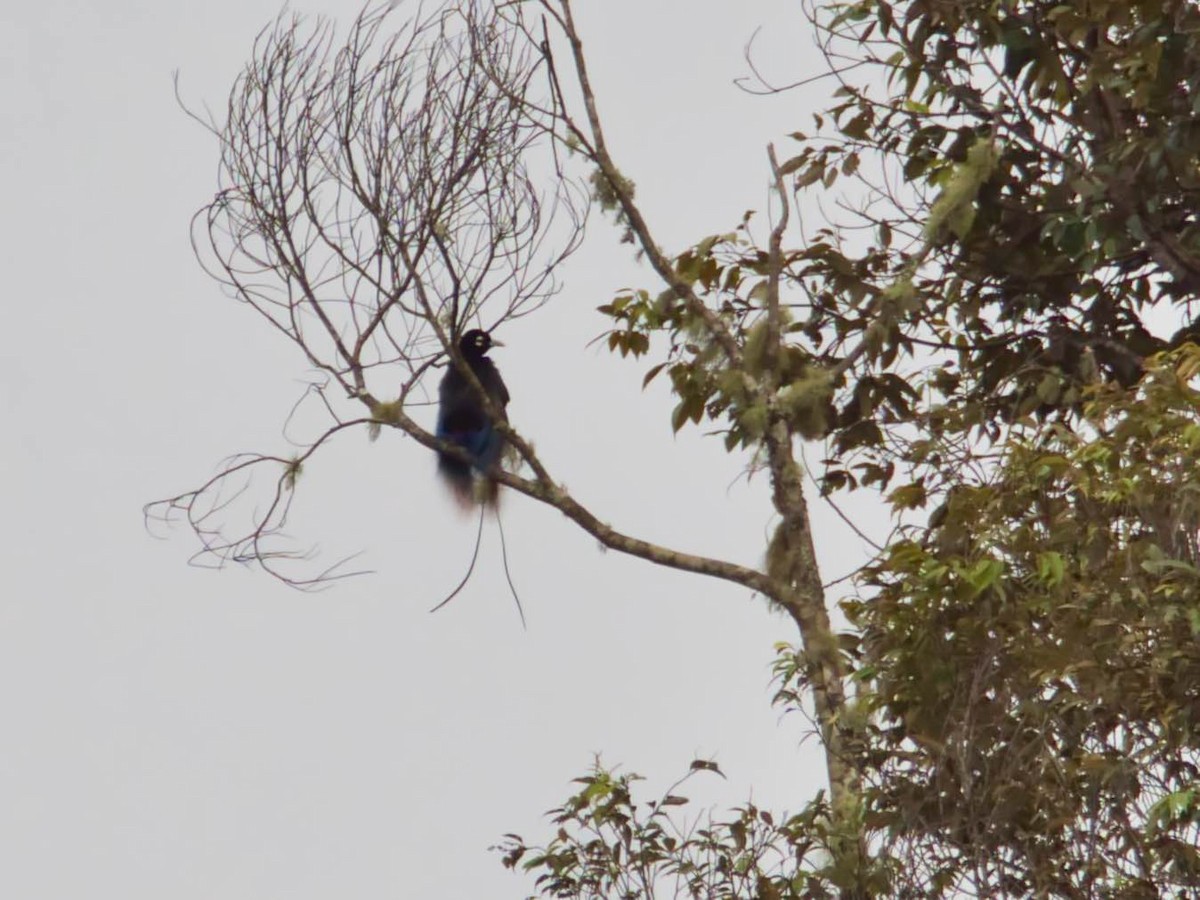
(0, 2, 886, 897)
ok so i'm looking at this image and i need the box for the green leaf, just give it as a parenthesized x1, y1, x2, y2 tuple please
(963, 557, 1004, 596)
(1036, 551, 1065, 585)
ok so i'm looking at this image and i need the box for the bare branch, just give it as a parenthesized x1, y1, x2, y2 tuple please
(156, 0, 791, 611)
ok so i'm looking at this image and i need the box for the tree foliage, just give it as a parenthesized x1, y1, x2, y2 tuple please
(848, 350, 1200, 895)
(523, 0, 1200, 895)
(605, 0, 1200, 490)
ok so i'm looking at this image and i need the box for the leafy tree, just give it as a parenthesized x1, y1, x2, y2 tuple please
(151, 0, 1200, 895)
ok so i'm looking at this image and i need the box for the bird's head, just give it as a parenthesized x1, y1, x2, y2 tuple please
(458, 329, 503, 358)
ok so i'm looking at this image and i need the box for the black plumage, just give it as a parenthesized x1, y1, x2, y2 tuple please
(436, 329, 510, 508)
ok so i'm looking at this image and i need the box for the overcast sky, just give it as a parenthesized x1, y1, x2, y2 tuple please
(0, 2, 884, 897)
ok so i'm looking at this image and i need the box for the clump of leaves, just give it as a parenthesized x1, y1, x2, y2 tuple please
(599, 0, 1200, 496)
(598, 232, 852, 454)
(826, 348, 1200, 896)
(499, 760, 893, 899)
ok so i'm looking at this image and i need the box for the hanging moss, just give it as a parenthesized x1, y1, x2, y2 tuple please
(924, 138, 1000, 240)
(778, 367, 835, 440)
(743, 309, 795, 377)
(283, 456, 303, 490)
(716, 369, 752, 406)
(589, 167, 635, 213)
(372, 399, 402, 425)
(880, 275, 917, 313)
(738, 402, 770, 440)
(368, 399, 403, 443)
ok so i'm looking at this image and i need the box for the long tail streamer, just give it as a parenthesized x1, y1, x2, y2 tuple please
(495, 508, 526, 629)
(429, 504, 486, 615)
(429, 503, 527, 629)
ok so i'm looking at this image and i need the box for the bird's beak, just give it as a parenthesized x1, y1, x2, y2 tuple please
(489, 338, 505, 347)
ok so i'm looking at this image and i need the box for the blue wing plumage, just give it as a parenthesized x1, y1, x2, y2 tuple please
(435, 352, 509, 507)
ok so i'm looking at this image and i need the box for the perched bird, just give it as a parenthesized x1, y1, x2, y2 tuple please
(436, 329, 510, 508)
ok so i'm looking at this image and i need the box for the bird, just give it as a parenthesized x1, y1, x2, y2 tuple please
(436, 329, 510, 508)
